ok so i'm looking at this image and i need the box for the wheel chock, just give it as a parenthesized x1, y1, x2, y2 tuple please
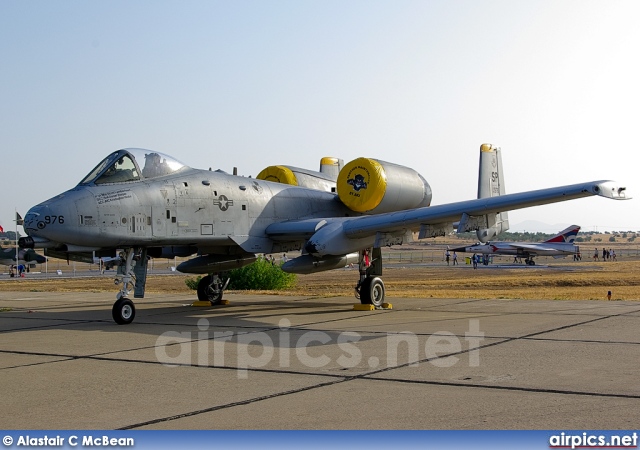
(353, 304, 375, 311)
(191, 301, 212, 307)
(192, 299, 230, 307)
(353, 303, 393, 311)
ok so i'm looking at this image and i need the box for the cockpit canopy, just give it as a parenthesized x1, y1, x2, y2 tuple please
(80, 148, 186, 185)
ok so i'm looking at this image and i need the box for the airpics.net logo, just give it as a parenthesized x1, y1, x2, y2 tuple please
(549, 432, 638, 449)
(154, 318, 485, 378)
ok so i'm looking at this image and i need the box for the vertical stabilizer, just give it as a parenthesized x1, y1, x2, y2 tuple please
(478, 143, 505, 198)
(319, 157, 343, 180)
(458, 144, 509, 242)
(476, 144, 509, 241)
(544, 225, 581, 243)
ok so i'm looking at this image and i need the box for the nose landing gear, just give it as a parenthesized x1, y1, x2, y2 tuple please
(110, 247, 148, 324)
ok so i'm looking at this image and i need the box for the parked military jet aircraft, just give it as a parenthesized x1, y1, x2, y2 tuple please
(0, 247, 46, 269)
(19, 144, 629, 324)
(451, 225, 581, 265)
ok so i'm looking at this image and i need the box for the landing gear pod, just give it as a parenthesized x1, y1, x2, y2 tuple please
(337, 158, 432, 214)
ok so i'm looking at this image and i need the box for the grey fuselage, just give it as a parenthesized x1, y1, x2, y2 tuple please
(23, 166, 356, 256)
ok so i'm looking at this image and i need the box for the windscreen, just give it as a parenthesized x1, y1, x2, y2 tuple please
(79, 148, 186, 185)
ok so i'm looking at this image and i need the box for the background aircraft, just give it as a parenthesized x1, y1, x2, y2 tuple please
(0, 247, 46, 270)
(451, 225, 581, 266)
(18, 144, 629, 324)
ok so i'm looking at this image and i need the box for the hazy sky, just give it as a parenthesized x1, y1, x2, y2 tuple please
(1, 0, 638, 234)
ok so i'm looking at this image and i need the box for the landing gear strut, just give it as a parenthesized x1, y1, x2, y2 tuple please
(197, 273, 229, 305)
(111, 247, 142, 325)
(355, 247, 386, 307)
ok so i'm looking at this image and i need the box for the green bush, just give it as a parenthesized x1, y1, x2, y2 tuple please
(227, 256, 297, 290)
(185, 276, 202, 290)
(184, 256, 296, 291)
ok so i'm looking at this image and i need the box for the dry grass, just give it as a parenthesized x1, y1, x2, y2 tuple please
(2, 259, 639, 302)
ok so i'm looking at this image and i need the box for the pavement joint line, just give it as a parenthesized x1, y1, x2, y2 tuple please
(518, 336, 640, 345)
(357, 309, 640, 379)
(0, 319, 111, 333)
(361, 377, 640, 400)
(0, 357, 76, 370)
(117, 377, 351, 430)
(0, 348, 355, 381)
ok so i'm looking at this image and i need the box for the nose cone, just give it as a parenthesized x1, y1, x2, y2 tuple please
(23, 206, 45, 236)
(23, 191, 78, 242)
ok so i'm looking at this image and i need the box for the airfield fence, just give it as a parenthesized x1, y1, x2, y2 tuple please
(3, 245, 640, 278)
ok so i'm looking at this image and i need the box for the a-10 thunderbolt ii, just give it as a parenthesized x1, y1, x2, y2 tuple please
(19, 144, 629, 324)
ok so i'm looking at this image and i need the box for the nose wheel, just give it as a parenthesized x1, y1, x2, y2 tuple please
(112, 298, 135, 325)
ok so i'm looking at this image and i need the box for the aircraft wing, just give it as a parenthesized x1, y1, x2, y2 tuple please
(266, 180, 628, 256)
(506, 243, 574, 253)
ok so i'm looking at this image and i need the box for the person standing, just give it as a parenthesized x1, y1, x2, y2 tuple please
(452, 251, 458, 265)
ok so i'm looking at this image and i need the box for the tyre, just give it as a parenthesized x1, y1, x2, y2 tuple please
(112, 298, 135, 325)
(359, 277, 385, 307)
(197, 275, 223, 304)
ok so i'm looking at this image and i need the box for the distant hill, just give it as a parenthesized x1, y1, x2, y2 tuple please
(509, 220, 572, 233)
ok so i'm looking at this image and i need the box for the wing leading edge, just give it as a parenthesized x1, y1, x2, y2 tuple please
(267, 180, 629, 257)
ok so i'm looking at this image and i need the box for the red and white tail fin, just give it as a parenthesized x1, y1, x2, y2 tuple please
(545, 225, 581, 243)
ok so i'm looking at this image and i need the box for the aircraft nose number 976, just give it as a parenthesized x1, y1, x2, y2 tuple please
(37, 215, 65, 229)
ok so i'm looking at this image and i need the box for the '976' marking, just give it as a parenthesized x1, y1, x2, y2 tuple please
(44, 215, 65, 224)
(37, 215, 65, 229)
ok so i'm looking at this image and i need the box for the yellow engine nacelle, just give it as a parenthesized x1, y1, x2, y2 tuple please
(337, 157, 432, 214)
(256, 157, 343, 193)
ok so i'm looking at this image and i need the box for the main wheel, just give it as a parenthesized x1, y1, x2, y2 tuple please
(359, 277, 385, 307)
(112, 298, 135, 325)
(197, 275, 223, 304)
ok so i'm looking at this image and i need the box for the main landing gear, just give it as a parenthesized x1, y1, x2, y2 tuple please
(355, 247, 386, 308)
(111, 247, 148, 325)
(196, 273, 230, 305)
(524, 258, 536, 266)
